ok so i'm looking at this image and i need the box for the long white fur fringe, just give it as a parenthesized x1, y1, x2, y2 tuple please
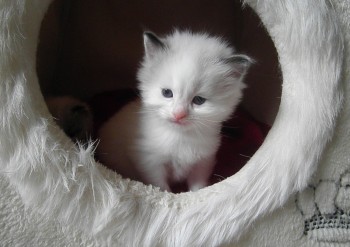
(0, 0, 344, 246)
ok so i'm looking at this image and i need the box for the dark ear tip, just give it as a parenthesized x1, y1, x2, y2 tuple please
(143, 31, 159, 41)
(232, 55, 255, 66)
(143, 31, 166, 50)
(143, 31, 154, 37)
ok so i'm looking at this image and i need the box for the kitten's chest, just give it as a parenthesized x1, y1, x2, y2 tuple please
(142, 125, 219, 165)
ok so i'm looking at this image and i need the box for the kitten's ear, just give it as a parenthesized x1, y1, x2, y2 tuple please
(224, 55, 254, 79)
(143, 31, 166, 58)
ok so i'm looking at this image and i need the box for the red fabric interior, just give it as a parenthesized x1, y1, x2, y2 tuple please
(89, 90, 269, 192)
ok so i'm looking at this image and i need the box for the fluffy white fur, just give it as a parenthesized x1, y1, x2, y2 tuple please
(97, 30, 251, 192)
(0, 0, 346, 246)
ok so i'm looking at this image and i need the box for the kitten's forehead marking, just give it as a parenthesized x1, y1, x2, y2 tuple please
(168, 53, 224, 100)
(170, 66, 201, 101)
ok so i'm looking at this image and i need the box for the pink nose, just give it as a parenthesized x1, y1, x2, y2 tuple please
(173, 111, 187, 121)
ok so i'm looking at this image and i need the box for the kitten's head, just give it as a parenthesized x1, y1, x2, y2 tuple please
(137, 30, 252, 130)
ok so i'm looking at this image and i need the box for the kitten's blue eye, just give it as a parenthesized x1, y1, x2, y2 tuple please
(192, 96, 206, 105)
(162, 88, 173, 98)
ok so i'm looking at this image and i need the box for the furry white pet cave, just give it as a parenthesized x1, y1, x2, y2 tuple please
(0, 0, 349, 246)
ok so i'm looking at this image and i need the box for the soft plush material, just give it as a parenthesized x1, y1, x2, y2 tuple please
(0, 0, 349, 247)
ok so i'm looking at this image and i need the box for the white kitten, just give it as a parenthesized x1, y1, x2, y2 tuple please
(97, 30, 252, 192)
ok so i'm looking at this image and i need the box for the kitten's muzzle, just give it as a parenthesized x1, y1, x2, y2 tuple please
(173, 110, 187, 122)
(169, 110, 190, 126)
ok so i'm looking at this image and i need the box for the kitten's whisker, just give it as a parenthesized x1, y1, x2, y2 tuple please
(192, 123, 210, 142)
(136, 109, 157, 114)
(193, 120, 215, 131)
(204, 119, 222, 123)
(220, 133, 236, 139)
(239, 153, 252, 158)
(188, 117, 222, 123)
(191, 121, 207, 131)
(213, 174, 226, 181)
(221, 125, 239, 129)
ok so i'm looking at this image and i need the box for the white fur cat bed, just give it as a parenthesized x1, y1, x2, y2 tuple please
(0, 0, 349, 246)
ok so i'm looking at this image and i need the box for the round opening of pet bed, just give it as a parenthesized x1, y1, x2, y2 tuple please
(37, 0, 281, 192)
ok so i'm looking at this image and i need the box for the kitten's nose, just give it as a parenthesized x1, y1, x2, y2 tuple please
(173, 110, 187, 121)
